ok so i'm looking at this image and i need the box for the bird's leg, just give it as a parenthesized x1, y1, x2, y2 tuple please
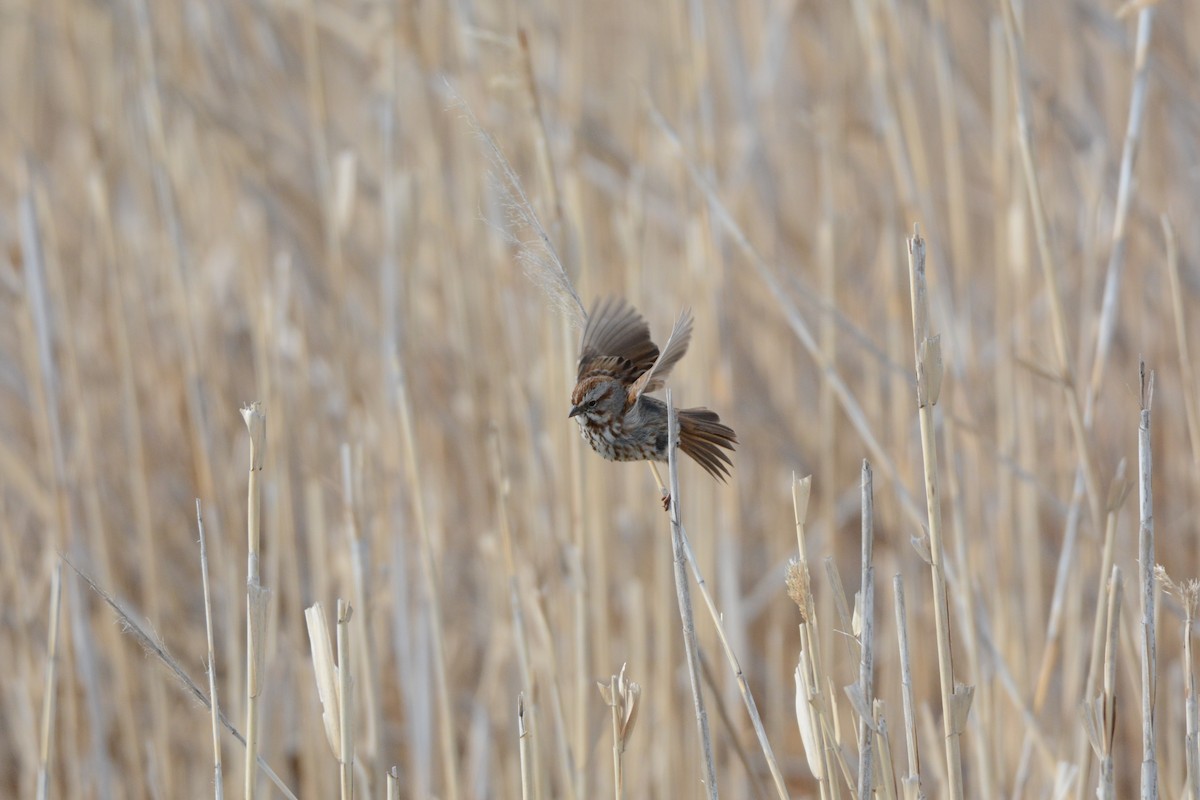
(647, 462, 671, 511)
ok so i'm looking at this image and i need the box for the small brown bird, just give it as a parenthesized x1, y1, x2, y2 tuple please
(569, 297, 736, 481)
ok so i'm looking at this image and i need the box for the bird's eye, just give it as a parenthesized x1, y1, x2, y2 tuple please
(587, 400, 597, 409)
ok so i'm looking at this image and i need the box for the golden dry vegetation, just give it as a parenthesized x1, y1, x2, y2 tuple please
(2, 0, 1200, 797)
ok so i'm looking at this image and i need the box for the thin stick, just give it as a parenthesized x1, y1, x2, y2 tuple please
(906, 229, 966, 798)
(519, 695, 533, 800)
(893, 577, 924, 799)
(337, 599, 354, 800)
(36, 561, 63, 800)
(240, 402, 268, 800)
(857, 462, 875, 800)
(387, 766, 400, 800)
(648, 460, 789, 798)
(1138, 364, 1158, 799)
(197, 501, 224, 800)
(63, 558, 300, 800)
(1074, 463, 1130, 800)
(665, 392, 718, 799)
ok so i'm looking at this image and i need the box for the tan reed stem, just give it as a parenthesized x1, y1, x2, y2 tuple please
(35, 561, 62, 800)
(1138, 365, 1158, 799)
(197, 501, 224, 800)
(857, 461, 875, 800)
(665, 392, 718, 799)
(906, 229, 966, 798)
(240, 403, 268, 799)
(893, 576, 924, 800)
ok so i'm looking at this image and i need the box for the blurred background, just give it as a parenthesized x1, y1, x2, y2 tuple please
(2, 0, 1199, 797)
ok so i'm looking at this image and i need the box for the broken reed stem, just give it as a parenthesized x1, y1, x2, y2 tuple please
(893, 577, 924, 799)
(791, 475, 837, 800)
(518, 695, 533, 800)
(1097, 567, 1123, 800)
(337, 599, 354, 800)
(197, 501, 224, 800)
(1183, 591, 1199, 799)
(394, 364, 461, 800)
(665, 392, 718, 799)
(240, 402, 267, 800)
(905, 230, 965, 799)
(648, 460, 789, 799)
(1138, 366, 1158, 799)
(858, 461, 875, 800)
(387, 766, 400, 800)
(36, 561, 63, 800)
(608, 675, 623, 800)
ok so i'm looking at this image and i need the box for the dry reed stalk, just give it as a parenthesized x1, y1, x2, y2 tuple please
(1073, 462, 1130, 800)
(648, 98, 923, 532)
(489, 431, 542, 796)
(791, 475, 838, 799)
(341, 445, 380, 789)
(337, 599, 354, 800)
(927, 0, 970, 300)
(665, 393, 718, 798)
(35, 561, 62, 800)
(519, 695, 533, 800)
(387, 766, 400, 800)
(89, 173, 168, 796)
(1161, 217, 1200, 466)
(1086, 5, 1155, 403)
(240, 403, 268, 799)
(197, 501, 224, 800)
(394, 366, 461, 800)
(598, 664, 641, 800)
(892, 576, 924, 799)
(66, 558, 299, 799)
(304, 600, 355, 799)
(905, 230, 966, 798)
(525, 584, 579, 799)
(856, 461, 876, 800)
(646, 461, 788, 799)
(1082, 567, 1122, 800)
(1000, 0, 1102, 532)
(1138, 365, 1158, 798)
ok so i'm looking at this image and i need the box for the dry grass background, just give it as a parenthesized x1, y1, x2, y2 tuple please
(2, 0, 1199, 797)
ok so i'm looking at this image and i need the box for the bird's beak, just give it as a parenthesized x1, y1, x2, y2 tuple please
(568, 405, 582, 418)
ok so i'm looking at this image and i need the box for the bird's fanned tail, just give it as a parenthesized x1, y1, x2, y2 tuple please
(677, 408, 737, 481)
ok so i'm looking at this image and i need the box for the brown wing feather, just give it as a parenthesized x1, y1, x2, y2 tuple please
(577, 297, 660, 382)
(678, 407, 737, 481)
(627, 308, 693, 403)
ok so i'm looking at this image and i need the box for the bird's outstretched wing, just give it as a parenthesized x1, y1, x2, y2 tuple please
(577, 297, 660, 384)
(626, 308, 693, 403)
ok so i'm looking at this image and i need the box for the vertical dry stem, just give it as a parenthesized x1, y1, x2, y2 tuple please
(1138, 365, 1158, 799)
(857, 462, 875, 799)
(35, 561, 63, 800)
(893, 577, 924, 799)
(665, 392, 718, 799)
(197, 501, 224, 800)
(241, 402, 267, 799)
(905, 230, 965, 798)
